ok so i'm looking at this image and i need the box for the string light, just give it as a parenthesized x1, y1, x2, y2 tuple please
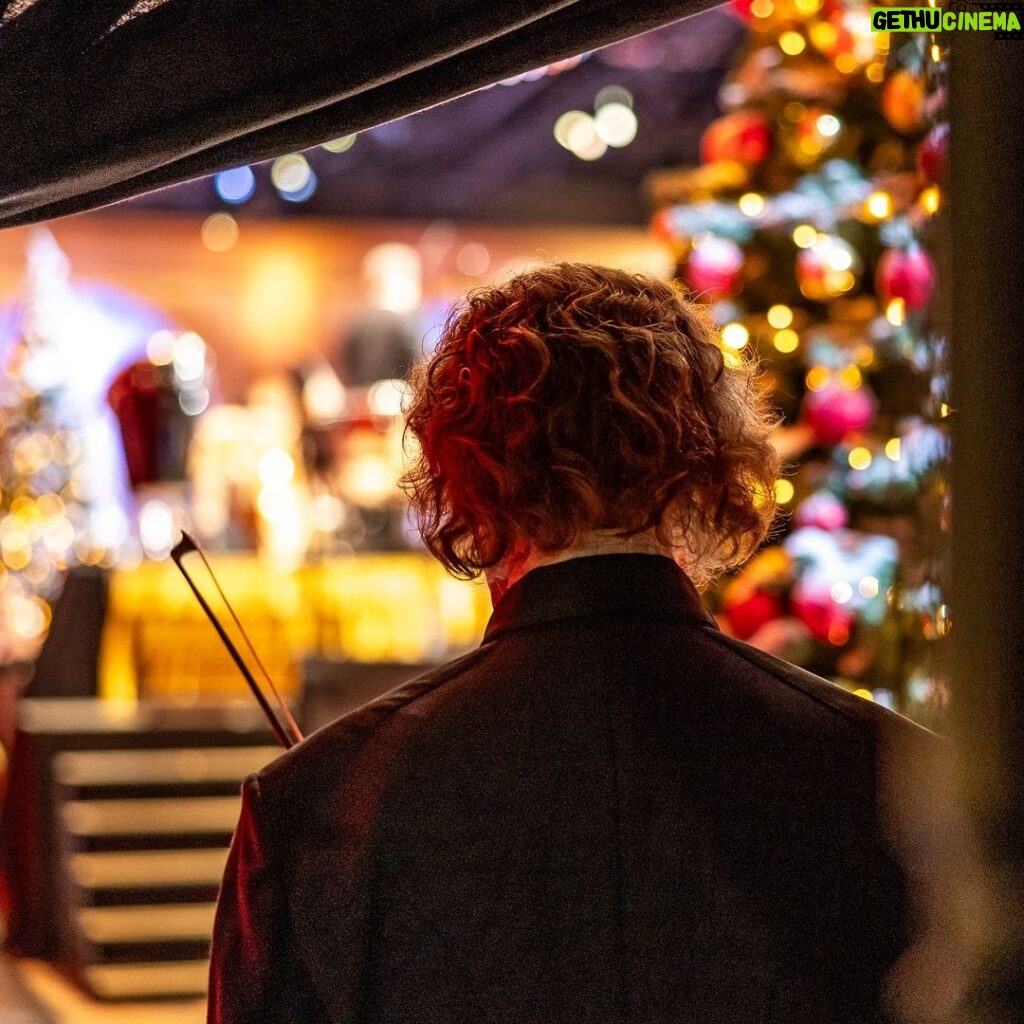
(774, 479, 795, 503)
(738, 192, 765, 217)
(773, 329, 799, 353)
(920, 185, 942, 215)
(793, 224, 817, 248)
(214, 166, 256, 204)
(864, 191, 893, 220)
(848, 447, 873, 470)
(321, 134, 357, 153)
(721, 323, 750, 350)
(805, 367, 830, 391)
(201, 213, 239, 253)
(780, 31, 806, 56)
(594, 102, 638, 148)
(838, 366, 862, 390)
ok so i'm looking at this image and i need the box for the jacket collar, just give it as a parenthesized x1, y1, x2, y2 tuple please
(483, 553, 718, 643)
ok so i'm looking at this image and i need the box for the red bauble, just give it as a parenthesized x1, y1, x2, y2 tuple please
(917, 122, 950, 184)
(802, 383, 876, 446)
(876, 245, 936, 312)
(791, 591, 855, 644)
(686, 236, 744, 301)
(700, 110, 772, 167)
(723, 589, 784, 640)
(651, 207, 679, 243)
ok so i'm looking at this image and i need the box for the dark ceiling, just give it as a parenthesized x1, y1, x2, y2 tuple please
(122, 8, 744, 226)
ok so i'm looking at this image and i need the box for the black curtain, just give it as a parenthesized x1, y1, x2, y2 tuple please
(0, 0, 713, 227)
(949, 30, 1024, 1019)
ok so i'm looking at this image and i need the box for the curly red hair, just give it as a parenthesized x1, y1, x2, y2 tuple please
(400, 262, 779, 588)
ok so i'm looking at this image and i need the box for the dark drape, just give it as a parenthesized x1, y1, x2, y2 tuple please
(0, 0, 714, 227)
(949, 31, 1024, 1020)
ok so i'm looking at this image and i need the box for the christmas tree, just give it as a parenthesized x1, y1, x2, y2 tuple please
(0, 233, 104, 664)
(649, 0, 950, 728)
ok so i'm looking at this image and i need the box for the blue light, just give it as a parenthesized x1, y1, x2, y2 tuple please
(280, 169, 317, 203)
(214, 166, 256, 204)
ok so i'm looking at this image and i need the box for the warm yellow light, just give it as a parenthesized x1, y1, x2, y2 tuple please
(773, 329, 799, 353)
(793, 224, 817, 248)
(831, 581, 854, 604)
(795, 0, 821, 11)
(825, 245, 854, 272)
(826, 270, 856, 296)
(767, 304, 793, 329)
(853, 688, 875, 701)
(201, 213, 239, 253)
(886, 298, 906, 326)
(848, 446, 873, 471)
(258, 448, 295, 488)
(835, 53, 857, 74)
(865, 190, 893, 220)
(594, 102, 638, 148)
(866, 62, 886, 83)
(750, 0, 774, 17)
(721, 322, 750, 350)
(809, 22, 837, 52)
(799, 136, 823, 157)
(931, 43, 942, 63)
(321, 134, 357, 153)
(774, 479, 795, 504)
(875, 31, 890, 53)
(940, 402, 952, 418)
(805, 366, 830, 392)
(920, 185, 942, 215)
(738, 192, 766, 217)
(838, 366, 862, 390)
(816, 114, 841, 138)
(780, 31, 806, 56)
(271, 153, 311, 193)
(722, 350, 743, 369)
(784, 101, 806, 123)
(884, 437, 901, 461)
(854, 344, 875, 367)
(859, 576, 880, 598)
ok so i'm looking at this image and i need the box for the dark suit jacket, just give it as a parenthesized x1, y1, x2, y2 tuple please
(208, 553, 934, 1024)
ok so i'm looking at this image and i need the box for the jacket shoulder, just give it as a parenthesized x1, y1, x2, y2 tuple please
(251, 643, 496, 814)
(704, 627, 939, 743)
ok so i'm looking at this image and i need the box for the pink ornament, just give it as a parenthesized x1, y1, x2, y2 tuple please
(686, 236, 744, 301)
(876, 245, 936, 312)
(802, 383, 876, 446)
(795, 490, 849, 532)
(917, 122, 949, 184)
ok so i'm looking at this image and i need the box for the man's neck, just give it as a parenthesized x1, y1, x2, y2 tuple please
(484, 529, 679, 606)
